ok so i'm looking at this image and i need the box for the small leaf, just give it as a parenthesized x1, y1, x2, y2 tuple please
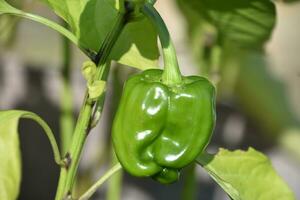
(0, 111, 22, 200)
(81, 61, 97, 83)
(88, 80, 107, 100)
(197, 148, 295, 200)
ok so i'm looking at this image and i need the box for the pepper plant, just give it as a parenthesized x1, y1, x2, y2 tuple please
(0, 0, 296, 200)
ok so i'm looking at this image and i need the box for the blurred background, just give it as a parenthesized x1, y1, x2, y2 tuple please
(0, 0, 300, 199)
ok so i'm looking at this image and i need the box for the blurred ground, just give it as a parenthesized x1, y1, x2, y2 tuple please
(0, 0, 299, 200)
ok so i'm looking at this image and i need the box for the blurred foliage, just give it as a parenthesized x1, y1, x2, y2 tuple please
(279, 0, 300, 3)
(177, 0, 276, 49)
(0, 15, 18, 46)
(176, 0, 300, 162)
(0, 0, 22, 47)
(219, 46, 300, 136)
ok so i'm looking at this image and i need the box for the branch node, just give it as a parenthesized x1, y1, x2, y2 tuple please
(62, 152, 72, 170)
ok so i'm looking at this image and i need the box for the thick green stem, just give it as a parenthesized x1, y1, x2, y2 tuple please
(55, 11, 127, 200)
(55, 167, 68, 199)
(55, 98, 93, 200)
(60, 21, 74, 155)
(142, 3, 182, 85)
(64, 96, 92, 187)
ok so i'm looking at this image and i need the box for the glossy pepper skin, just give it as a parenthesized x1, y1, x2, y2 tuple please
(112, 69, 216, 184)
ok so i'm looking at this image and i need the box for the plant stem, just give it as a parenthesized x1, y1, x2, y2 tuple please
(55, 98, 93, 200)
(181, 164, 197, 200)
(64, 97, 93, 191)
(55, 168, 68, 200)
(79, 163, 122, 200)
(107, 148, 123, 200)
(13, 11, 78, 47)
(60, 21, 74, 155)
(55, 11, 127, 200)
(142, 3, 182, 85)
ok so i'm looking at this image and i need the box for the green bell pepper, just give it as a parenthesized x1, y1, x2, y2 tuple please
(112, 3, 216, 184)
(112, 69, 216, 183)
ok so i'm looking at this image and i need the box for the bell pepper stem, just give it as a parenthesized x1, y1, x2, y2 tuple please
(142, 3, 182, 85)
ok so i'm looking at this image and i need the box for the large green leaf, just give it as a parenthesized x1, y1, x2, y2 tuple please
(177, 0, 276, 48)
(37, 0, 159, 69)
(0, 111, 22, 200)
(0, 110, 62, 200)
(197, 148, 295, 200)
(37, 0, 122, 33)
(78, 0, 159, 70)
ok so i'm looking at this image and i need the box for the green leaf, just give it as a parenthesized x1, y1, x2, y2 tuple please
(177, 0, 276, 48)
(0, 0, 19, 14)
(78, 0, 159, 70)
(197, 148, 295, 200)
(0, 110, 62, 200)
(0, 111, 22, 200)
(38, 0, 85, 33)
(111, 18, 159, 70)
